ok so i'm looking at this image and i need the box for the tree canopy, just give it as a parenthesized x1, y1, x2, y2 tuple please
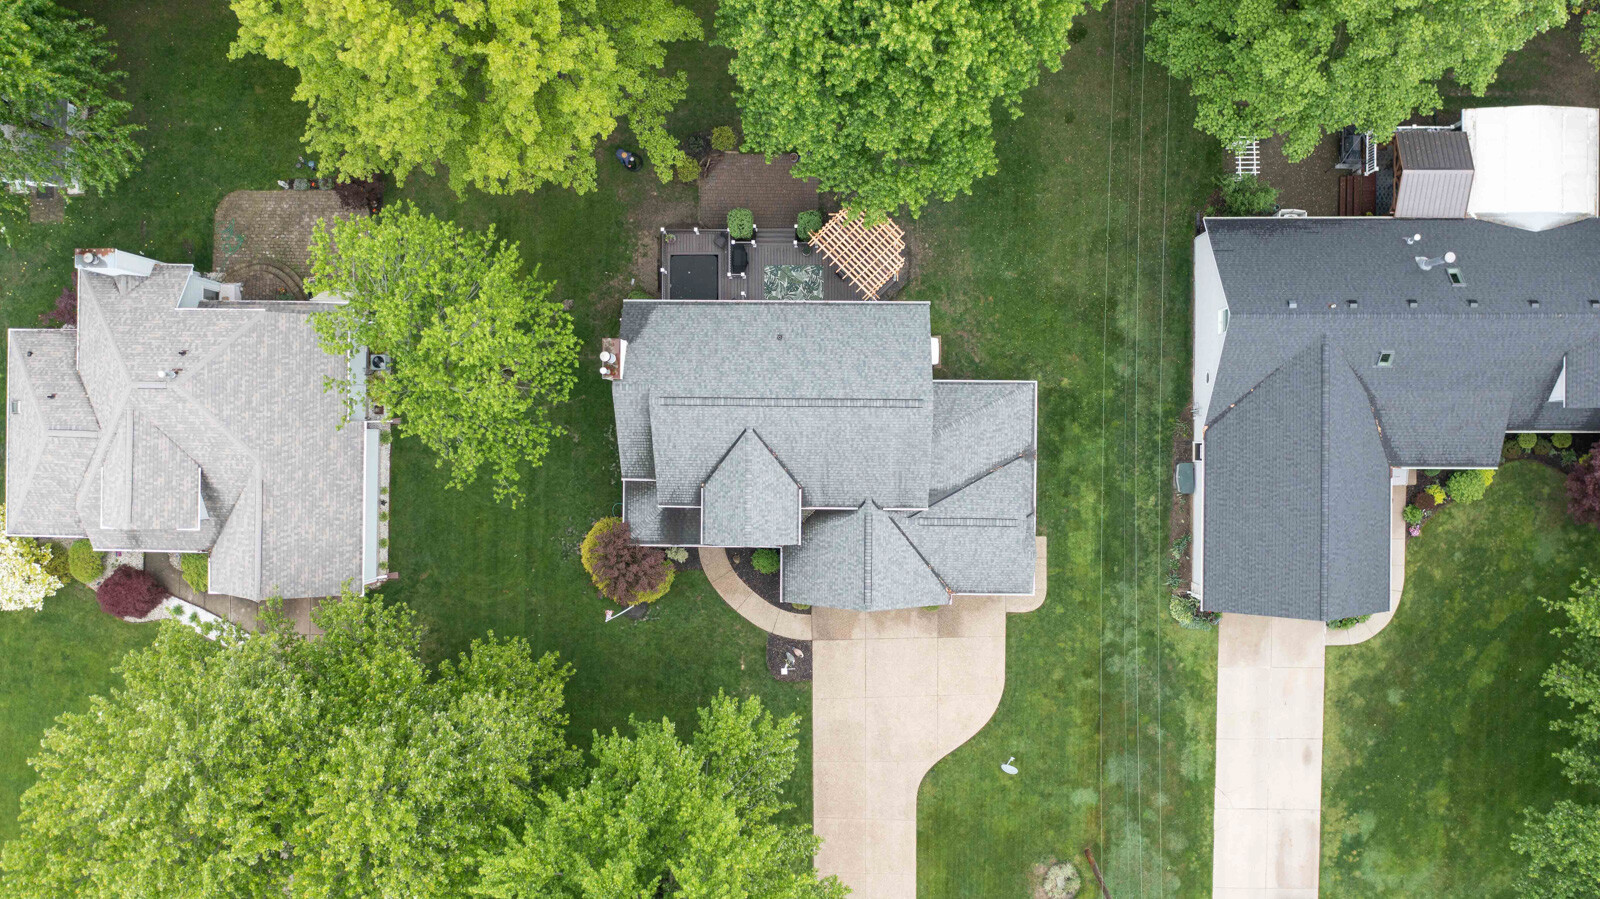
(228, 0, 702, 193)
(0, 593, 575, 898)
(0, 506, 62, 612)
(474, 694, 846, 899)
(1516, 572, 1600, 896)
(1146, 0, 1566, 161)
(0, 0, 142, 193)
(308, 204, 581, 504)
(714, 0, 1090, 219)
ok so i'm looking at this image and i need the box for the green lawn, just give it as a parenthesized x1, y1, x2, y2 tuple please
(911, 2, 1222, 894)
(1321, 462, 1600, 896)
(0, 587, 155, 841)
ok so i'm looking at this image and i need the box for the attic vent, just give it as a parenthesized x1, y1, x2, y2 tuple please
(1467, 299, 1480, 308)
(1529, 299, 1541, 309)
(8, 401, 18, 414)
(1407, 298, 1419, 308)
(1377, 352, 1394, 367)
(1286, 300, 1297, 309)
(1592, 300, 1600, 311)
(1347, 299, 1359, 309)
(1447, 267, 1464, 285)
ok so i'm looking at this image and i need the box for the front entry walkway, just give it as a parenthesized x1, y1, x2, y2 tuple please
(810, 537, 1047, 899)
(1213, 614, 1325, 898)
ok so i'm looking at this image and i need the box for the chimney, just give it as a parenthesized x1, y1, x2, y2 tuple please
(600, 338, 627, 381)
(74, 248, 158, 278)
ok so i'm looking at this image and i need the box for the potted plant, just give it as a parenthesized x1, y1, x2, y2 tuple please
(796, 210, 822, 255)
(727, 208, 754, 241)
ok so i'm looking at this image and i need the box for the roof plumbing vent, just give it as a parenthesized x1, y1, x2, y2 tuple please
(1415, 251, 1457, 271)
(1404, 233, 1423, 246)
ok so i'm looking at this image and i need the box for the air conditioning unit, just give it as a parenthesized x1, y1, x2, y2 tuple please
(369, 353, 391, 373)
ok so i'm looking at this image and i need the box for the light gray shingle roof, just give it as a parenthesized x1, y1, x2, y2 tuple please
(783, 503, 950, 610)
(700, 429, 800, 546)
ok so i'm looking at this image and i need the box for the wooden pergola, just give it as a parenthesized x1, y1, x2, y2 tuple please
(808, 209, 906, 300)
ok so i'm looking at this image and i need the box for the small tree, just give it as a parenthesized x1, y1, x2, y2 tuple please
(1571, 455, 1600, 527)
(580, 518, 674, 605)
(308, 205, 581, 504)
(180, 554, 209, 594)
(94, 565, 163, 618)
(66, 538, 101, 583)
(0, 506, 63, 612)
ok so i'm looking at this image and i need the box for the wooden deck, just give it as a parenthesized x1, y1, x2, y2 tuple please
(661, 230, 864, 301)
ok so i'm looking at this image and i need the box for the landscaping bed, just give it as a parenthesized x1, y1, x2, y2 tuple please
(766, 634, 811, 682)
(726, 548, 809, 614)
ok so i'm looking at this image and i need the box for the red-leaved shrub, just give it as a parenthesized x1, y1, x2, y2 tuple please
(1569, 454, 1600, 527)
(96, 565, 165, 618)
(40, 283, 76, 327)
(581, 519, 673, 604)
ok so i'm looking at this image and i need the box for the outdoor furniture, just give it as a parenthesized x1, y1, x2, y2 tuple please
(730, 243, 750, 275)
(668, 254, 719, 299)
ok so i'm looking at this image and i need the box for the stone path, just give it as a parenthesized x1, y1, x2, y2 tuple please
(810, 537, 1047, 899)
(1212, 613, 1325, 899)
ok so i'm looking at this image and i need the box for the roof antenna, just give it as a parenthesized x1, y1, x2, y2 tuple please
(1415, 251, 1457, 272)
(1404, 233, 1422, 246)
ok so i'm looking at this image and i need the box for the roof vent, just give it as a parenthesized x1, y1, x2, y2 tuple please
(1467, 299, 1480, 308)
(1404, 233, 1423, 246)
(157, 370, 177, 380)
(1407, 298, 1419, 308)
(1347, 299, 1359, 309)
(1415, 251, 1457, 272)
(1286, 300, 1297, 309)
(1592, 299, 1600, 311)
(1529, 299, 1541, 309)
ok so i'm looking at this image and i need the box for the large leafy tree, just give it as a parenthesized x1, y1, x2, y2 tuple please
(0, 0, 142, 193)
(475, 693, 845, 899)
(0, 593, 575, 899)
(1147, 0, 1566, 161)
(229, 0, 701, 193)
(1516, 572, 1600, 896)
(309, 204, 581, 504)
(715, 0, 1090, 218)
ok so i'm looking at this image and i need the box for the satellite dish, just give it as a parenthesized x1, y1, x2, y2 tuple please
(1000, 757, 1019, 775)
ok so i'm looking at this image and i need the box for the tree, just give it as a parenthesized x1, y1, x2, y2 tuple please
(0, 0, 142, 192)
(228, 0, 702, 194)
(1146, 0, 1566, 162)
(1570, 453, 1600, 527)
(1514, 573, 1600, 895)
(714, 0, 1090, 218)
(308, 205, 581, 504)
(0, 506, 62, 612)
(474, 693, 846, 899)
(0, 592, 575, 899)
(94, 565, 163, 618)
(580, 518, 675, 605)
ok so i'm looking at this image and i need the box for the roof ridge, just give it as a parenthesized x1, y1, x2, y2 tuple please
(1318, 337, 1331, 621)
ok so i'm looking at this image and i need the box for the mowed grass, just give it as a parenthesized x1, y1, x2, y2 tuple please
(912, 1, 1222, 895)
(0, 587, 155, 841)
(1320, 462, 1600, 896)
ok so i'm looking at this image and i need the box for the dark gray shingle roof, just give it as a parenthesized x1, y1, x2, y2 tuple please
(700, 429, 800, 546)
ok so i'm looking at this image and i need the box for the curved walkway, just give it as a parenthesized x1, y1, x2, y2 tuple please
(699, 547, 812, 640)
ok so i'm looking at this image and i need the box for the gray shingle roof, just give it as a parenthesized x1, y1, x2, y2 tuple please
(701, 429, 800, 546)
(622, 480, 701, 546)
(4, 261, 372, 600)
(1202, 216, 1600, 619)
(614, 300, 1037, 610)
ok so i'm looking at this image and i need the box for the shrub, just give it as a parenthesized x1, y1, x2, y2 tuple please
(1402, 505, 1425, 526)
(180, 554, 209, 594)
(711, 125, 738, 152)
(1503, 438, 1523, 461)
(674, 158, 699, 184)
(1328, 615, 1372, 630)
(1169, 593, 1220, 630)
(1536, 437, 1555, 456)
(1216, 173, 1278, 216)
(664, 547, 689, 564)
(1426, 484, 1447, 504)
(790, 603, 810, 611)
(1568, 454, 1600, 526)
(1447, 468, 1494, 504)
(1423, 469, 1442, 476)
(95, 565, 165, 618)
(42, 542, 70, 582)
(1555, 432, 1575, 449)
(751, 548, 780, 575)
(726, 207, 754, 240)
(684, 132, 708, 159)
(795, 210, 823, 241)
(1040, 860, 1083, 899)
(581, 518, 675, 604)
(1518, 432, 1538, 450)
(68, 539, 104, 584)
(40, 283, 76, 327)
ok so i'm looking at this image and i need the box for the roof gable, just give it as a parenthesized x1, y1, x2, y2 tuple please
(700, 429, 800, 546)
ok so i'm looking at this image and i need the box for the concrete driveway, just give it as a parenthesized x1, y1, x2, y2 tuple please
(810, 537, 1047, 899)
(1212, 614, 1325, 898)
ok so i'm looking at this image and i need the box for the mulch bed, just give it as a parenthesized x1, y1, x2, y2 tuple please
(767, 634, 812, 682)
(1167, 406, 1195, 588)
(726, 548, 810, 614)
(673, 550, 703, 572)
